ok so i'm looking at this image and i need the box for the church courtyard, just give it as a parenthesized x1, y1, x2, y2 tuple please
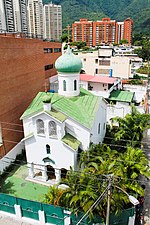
(0, 165, 49, 202)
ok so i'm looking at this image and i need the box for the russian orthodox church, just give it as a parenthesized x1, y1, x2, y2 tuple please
(21, 46, 107, 184)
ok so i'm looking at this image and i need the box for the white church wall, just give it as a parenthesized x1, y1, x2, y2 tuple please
(25, 135, 76, 170)
(65, 118, 90, 150)
(91, 99, 107, 144)
(23, 117, 33, 136)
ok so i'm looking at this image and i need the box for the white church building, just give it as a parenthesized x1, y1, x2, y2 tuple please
(21, 46, 107, 184)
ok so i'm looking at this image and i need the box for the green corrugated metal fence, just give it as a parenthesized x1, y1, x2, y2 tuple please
(17, 198, 42, 220)
(0, 193, 16, 214)
(42, 203, 64, 225)
(0, 193, 135, 225)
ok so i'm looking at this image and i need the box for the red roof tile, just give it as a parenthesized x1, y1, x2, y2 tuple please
(80, 74, 117, 84)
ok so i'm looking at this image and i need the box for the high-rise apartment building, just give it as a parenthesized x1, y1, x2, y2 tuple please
(0, 0, 28, 33)
(93, 18, 116, 46)
(72, 18, 93, 47)
(27, 0, 43, 38)
(116, 22, 124, 44)
(13, 0, 28, 33)
(124, 18, 133, 44)
(43, 3, 62, 41)
(3, 0, 15, 32)
(72, 18, 133, 47)
(0, 0, 6, 31)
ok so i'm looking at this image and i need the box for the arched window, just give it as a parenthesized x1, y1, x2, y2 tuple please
(49, 121, 57, 136)
(74, 80, 77, 91)
(36, 119, 45, 134)
(63, 80, 66, 91)
(46, 144, 50, 154)
(98, 123, 101, 134)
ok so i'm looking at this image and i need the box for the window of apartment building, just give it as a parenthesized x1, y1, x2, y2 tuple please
(54, 48, 61, 53)
(44, 48, 53, 53)
(95, 59, 98, 64)
(45, 64, 53, 71)
(95, 68, 98, 74)
(99, 60, 110, 66)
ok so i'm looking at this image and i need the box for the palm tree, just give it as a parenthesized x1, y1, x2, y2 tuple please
(112, 106, 150, 148)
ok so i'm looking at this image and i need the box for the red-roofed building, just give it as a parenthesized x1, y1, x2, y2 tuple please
(50, 74, 122, 99)
(80, 74, 122, 98)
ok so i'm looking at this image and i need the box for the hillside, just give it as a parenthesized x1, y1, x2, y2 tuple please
(43, 0, 150, 34)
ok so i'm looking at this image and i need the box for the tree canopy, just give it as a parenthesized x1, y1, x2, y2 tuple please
(43, 107, 150, 221)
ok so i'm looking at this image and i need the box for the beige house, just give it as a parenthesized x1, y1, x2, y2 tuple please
(76, 49, 133, 79)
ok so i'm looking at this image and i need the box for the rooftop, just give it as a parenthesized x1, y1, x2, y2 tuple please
(21, 88, 102, 129)
(108, 90, 134, 103)
(80, 74, 117, 84)
(62, 134, 81, 150)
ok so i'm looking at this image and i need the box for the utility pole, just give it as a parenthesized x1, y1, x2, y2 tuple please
(106, 176, 113, 225)
(147, 59, 150, 113)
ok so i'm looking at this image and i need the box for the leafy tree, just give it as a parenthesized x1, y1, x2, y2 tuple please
(43, 185, 66, 206)
(134, 40, 150, 61)
(111, 106, 150, 148)
(70, 41, 87, 50)
(136, 65, 150, 75)
(61, 33, 69, 43)
(120, 39, 128, 45)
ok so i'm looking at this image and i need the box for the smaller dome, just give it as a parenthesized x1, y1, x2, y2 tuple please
(42, 94, 51, 103)
(55, 45, 82, 73)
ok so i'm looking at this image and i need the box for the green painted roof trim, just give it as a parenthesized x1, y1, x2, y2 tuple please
(109, 90, 134, 103)
(62, 134, 80, 150)
(45, 109, 67, 122)
(21, 88, 102, 129)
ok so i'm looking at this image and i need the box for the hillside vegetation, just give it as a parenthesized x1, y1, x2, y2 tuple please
(43, 0, 150, 34)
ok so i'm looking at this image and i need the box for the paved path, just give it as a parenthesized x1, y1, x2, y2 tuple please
(141, 129, 150, 225)
(0, 212, 39, 225)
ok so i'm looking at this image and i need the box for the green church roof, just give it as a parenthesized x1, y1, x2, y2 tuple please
(20, 88, 102, 129)
(55, 45, 82, 73)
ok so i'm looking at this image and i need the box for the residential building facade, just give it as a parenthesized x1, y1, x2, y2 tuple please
(27, 0, 43, 38)
(0, 0, 28, 33)
(76, 48, 132, 79)
(72, 18, 93, 47)
(93, 18, 116, 46)
(13, 0, 28, 33)
(0, 0, 7, 31)
(123, 18, 133, 44)
(3, 0, 15, 32)
(43, 3, 62, 41)
(72, 17, 133, 46)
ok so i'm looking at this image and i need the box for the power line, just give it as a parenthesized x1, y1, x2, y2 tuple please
(0, 157, 149, 185)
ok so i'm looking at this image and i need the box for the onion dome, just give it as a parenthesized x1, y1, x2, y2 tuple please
(42, 94, 51, 103)
(55, 45, 82, 73)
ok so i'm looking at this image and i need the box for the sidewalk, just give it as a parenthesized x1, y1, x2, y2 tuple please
(0, 212, 39, 225)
